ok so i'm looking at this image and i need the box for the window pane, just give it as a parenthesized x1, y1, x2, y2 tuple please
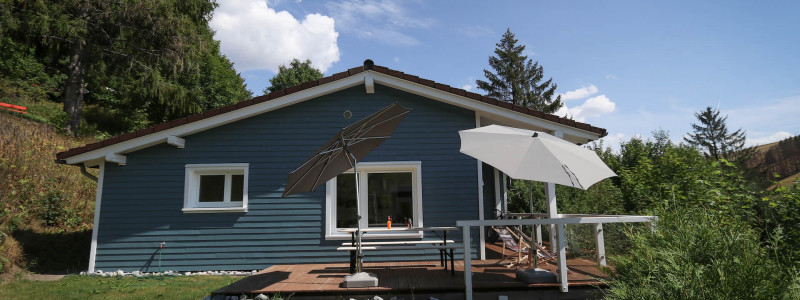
(336, 173, 358, 228)
(367, 172, 413, 227)
(199, 175, 225, 203)
(230, 174, 244, 202)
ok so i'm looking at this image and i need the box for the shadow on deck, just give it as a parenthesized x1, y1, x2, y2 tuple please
(212, 243, 610, 299)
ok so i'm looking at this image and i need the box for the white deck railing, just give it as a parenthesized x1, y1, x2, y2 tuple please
(456, 214, 658, 300)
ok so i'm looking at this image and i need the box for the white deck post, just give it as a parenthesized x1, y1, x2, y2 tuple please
(594, 223, 607, 267)
(463, 225, 473, 300)
(557, 223, 568, 292)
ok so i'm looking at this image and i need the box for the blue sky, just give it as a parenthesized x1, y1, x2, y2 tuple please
(210, 0, 800, 149)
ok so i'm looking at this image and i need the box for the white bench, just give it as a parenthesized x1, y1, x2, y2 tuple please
(337, 240, 460, 275)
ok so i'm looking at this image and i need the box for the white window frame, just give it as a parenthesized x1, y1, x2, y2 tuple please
(183, 163, 249, 213)
(325, 161, 423, 240)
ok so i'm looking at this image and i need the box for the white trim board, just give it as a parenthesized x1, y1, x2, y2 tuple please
(64, 70, 604, 166)
(87, 161, 105, 273)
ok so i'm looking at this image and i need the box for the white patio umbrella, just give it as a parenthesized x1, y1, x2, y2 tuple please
(459, 124, 615, 190)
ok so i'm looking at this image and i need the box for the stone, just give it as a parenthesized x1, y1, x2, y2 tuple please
(342, 272, 378, 288)
(254, 294, 269, 300)
(515, 268, 558, 284)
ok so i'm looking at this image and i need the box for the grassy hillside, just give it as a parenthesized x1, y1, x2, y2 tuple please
(745, 136, 800, 188)
(0, 111, 97, 279)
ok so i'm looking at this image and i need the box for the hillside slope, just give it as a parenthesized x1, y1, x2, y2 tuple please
(0, 113, 96, 277)
(745, 135, 800, 188)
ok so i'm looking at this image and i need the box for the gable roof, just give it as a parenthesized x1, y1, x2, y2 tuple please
(57, 62, 608, 165)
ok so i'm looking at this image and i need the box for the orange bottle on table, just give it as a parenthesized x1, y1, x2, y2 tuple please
(387, 216, 392, 229)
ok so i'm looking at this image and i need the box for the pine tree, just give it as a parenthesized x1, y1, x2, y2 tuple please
(3, 0, 226, 135)
(684, 106, 748, 160)
(264, 59, 324, 95)
(476, 29, 563, 113)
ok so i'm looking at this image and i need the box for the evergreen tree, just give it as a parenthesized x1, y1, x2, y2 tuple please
(3, 0, 225, 135)
(684, 106, 748, 160)
(264, 59, 323, 95)
(476, 29, 563, 113)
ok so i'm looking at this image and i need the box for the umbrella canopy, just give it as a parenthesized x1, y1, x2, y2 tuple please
(459, 124, 615, 190)
(282, 103, 411, 197)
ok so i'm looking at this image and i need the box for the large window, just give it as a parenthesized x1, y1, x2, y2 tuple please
(326, 162, 422, 239)
(183, 164, 248, 213)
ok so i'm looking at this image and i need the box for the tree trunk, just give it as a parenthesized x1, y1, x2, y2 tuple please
(63, 38, 86, 136)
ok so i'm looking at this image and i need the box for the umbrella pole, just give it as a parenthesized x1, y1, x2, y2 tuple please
(354, 160, 364, 273)
(342, 144, 364, 274)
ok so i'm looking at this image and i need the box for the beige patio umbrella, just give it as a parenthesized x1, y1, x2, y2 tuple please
(459, 124, 615, 190)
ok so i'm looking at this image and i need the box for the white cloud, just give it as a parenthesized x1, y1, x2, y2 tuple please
(557, 95, 616, 122)
(461, 84, 473, 91)
(560, 85, 599, 101)
(210, 0, 340, 73)
(458, 25, 493, 38)
(325, 0, 435, 46)
(746, 131, 793, 147)
(605, 74, 617, 80)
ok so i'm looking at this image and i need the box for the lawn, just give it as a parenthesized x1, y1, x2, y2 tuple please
(0, 275, 241, 299)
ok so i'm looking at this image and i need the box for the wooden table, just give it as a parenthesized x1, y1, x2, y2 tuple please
(338, 227, 460, 274)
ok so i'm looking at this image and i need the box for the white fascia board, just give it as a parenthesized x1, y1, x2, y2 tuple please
(64, 75, 367, 165)
(369, 72, 602, 143)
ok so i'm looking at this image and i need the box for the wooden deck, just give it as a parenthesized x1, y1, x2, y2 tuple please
(212, 243, 610, 299)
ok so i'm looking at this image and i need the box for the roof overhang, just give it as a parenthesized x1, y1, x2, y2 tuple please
(62, 69, 606, 167)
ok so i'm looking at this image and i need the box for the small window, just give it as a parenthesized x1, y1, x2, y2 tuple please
(184, 164, 248, 213)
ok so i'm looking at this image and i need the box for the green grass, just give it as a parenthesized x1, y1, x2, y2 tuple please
(0, 275, 241, 299)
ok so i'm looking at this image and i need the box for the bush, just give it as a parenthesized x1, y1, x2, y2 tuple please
(604, 207, 799, 299)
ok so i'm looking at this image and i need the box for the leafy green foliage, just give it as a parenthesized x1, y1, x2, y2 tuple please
(263, 58, 324, 95)
(0, 115, 96, 275)
(604, 207, 799, 300)
(476, 28, 563, 113)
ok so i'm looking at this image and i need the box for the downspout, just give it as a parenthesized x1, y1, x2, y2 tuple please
(54, 159, 98, 182)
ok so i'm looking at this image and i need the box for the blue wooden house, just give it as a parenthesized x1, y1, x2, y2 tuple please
(57, 61, 608, 273)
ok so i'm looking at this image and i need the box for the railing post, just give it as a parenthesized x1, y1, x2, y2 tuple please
(463, 225, 472, 300)
(557, 223, 568, 292)
(594, 223, 606, 267)
(535, 223, 542, 246)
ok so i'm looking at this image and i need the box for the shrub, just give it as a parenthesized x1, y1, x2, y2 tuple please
(604, 207, 799, 299)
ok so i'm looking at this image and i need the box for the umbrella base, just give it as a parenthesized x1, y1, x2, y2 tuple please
(343, 272, 379, 288)
(516, 268, 558, 284)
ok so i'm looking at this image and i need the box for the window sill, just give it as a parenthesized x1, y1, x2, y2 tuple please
(182, 207, 248, 213)
(325, 232, 424, 240)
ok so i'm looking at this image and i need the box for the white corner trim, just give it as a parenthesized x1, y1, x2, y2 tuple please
(104, 153, 126, 165)
(365, 75, 375, 94)
(88, 162, 105, 273)
(475, 112, 486, 260)
(167, 136, 185, 148)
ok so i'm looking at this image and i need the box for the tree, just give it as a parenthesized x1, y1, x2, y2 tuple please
(684, 106, 748, 161)
(4, 0, 221, 135)
(476, 29, 563, 113)
(263, 59, 323, 95)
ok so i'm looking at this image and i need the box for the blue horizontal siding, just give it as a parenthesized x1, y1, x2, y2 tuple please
(95, 84, 480, 272)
